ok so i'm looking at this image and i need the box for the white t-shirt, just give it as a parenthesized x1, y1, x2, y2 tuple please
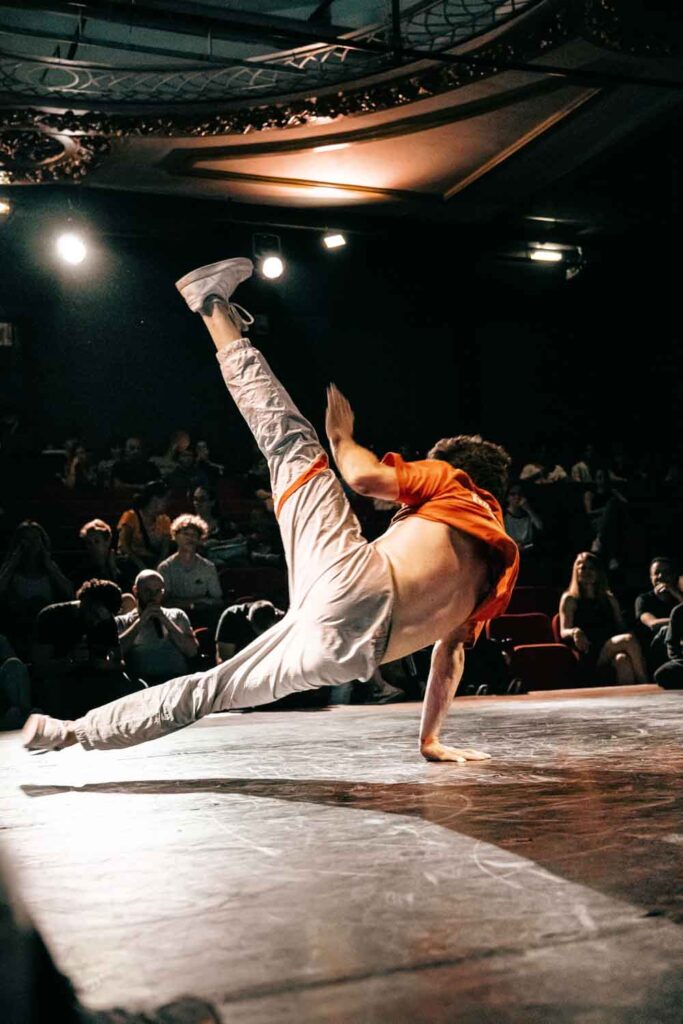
(116, 606, 193, 679)
(157, 553, 222, 602)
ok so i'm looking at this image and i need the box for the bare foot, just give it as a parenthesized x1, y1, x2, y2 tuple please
(420, 740, 491, 764)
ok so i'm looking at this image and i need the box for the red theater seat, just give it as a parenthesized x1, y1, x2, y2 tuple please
(487, 613, 580, 691)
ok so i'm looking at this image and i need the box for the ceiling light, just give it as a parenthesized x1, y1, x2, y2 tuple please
(323, 233, 346, 250)
(0, 198, 11, 216)
(529, 247, 563, 263)
(261, 255, 284, 280)
(56, 232, 87, 265)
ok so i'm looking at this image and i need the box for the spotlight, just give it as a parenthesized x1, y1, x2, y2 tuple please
(0, 198, 10, 216)
(261, 255, 284, 280)
(323, 233, 346, 250)
(529, 247, 563, 263)
(253, 233, 285, 281)
(56, 232, 87, 265)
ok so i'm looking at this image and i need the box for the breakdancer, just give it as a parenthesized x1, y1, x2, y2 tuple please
(24, 258, 518, 763)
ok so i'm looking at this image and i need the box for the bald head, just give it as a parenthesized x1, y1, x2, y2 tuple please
(134, 569, 165, 608)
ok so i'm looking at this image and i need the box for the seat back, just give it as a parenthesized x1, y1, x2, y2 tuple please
(487, 612, 553, 646)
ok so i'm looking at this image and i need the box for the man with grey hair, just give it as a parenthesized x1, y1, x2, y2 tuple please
(116, 570, 198, 686)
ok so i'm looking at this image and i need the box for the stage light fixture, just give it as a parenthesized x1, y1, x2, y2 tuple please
(56, 232, 87, 265)
(262, 255, 284, 280)
(529, 246, 563, 263)
(323, 233, 346, 250)
(0, 198, 11, 216)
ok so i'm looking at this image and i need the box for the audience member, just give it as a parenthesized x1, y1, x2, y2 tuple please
(158, 514, 222, 617)
(153, 429, 191, 478)
(62, 441, 97, 491)
(0, 633, 32, 730)
(0, 521, 73, 651)
(559, 552, 648, 685)
(195, 440, 224, 485)
(192, 487, 248, 566)
(504, 485, 543, 551)
(116, 569, 198, 685)
(117, 481, 172, 575)
(520, 447, 568, 485)
(653, 604, 683, 690)
(72, 519, 122, 588)
(164, 446, 204, 494)
(112, 437, 161, 492)
(571, 443, 596, 483)
(584, 467, 627, 569)
(215, 599, 284, 663)
(32, 579, 138, 718)
(96, 439, 123, 489)
(635, 557, 683, 669)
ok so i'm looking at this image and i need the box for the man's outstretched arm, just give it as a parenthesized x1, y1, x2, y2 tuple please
(420, 629, 492, 763)
(325, 384, 399, 500)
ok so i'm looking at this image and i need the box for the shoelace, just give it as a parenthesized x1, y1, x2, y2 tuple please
(228, 301, 254, 327)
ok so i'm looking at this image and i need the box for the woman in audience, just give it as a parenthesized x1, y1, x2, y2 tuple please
(62, 440, 97, 491)
(116, 480, 171, 575)
(192, 486, 248, 566)
(559, 552, 648, 685)
(584, 466, 627, 569)
(0, 520, 73, 652)
(73, 519, 122, 588)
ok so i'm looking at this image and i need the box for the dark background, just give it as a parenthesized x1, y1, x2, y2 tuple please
(0, 177, 680, 475)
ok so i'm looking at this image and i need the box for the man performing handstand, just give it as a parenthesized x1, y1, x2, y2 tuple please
(24, 258, 519, 763)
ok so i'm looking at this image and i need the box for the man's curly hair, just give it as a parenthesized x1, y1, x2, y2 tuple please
(427, 434, 511, 503)
(171, 514, 209, 541)
(76, 578, 122, 614)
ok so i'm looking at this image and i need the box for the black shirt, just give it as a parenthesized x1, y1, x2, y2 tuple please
(111, 459, 161, 486)
(34, 601, 118, 659)
(634, 590, 679, 630)
(215, 602, 284, 655)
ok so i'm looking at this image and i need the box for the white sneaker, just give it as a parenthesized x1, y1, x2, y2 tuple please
(22, 713, 72, 752)
(175, 257, 255, 327)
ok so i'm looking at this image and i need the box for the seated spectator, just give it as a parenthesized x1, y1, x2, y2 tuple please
(248, 504, 283, 566)
(117, 481, 171, 576)
(165, 446, 203, 494)
(31, 579, 138, 719)
(654, 604, 683, 690)
(216, 599, 284, 663)
(116, 570, 198, 685)
(152, 429, 191, 479)
(584, 467, 627, 570)
(571, 443, 597, 483)
(72, 519, 122, 588)
(0, 521, 73, 652)
(0, 633, 32, 730)
(559, 552, 648, 685)
(195, 440, 224, 485)
(62, 440, 97, 491)
(504, 485, 543, 551)
(192, 487, 248, 566)
(97, 439, 123, 489)
(112, 436, 161, 493)
(519, 447, 568, 485)
(158, 514, 222, 618)
(635, 557, 683, 669)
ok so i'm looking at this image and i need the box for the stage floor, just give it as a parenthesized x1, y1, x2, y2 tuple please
(2, 686, 683, 1023)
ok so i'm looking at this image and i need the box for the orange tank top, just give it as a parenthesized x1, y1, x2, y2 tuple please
(381, 453, 519, 644)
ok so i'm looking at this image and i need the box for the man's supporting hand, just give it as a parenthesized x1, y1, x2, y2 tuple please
(421, 739, 491, 763)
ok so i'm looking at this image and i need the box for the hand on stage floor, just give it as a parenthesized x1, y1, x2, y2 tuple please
(420, 740, 492, 764)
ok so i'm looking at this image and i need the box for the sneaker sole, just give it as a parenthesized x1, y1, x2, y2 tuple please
(175, 257, 254, 293)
